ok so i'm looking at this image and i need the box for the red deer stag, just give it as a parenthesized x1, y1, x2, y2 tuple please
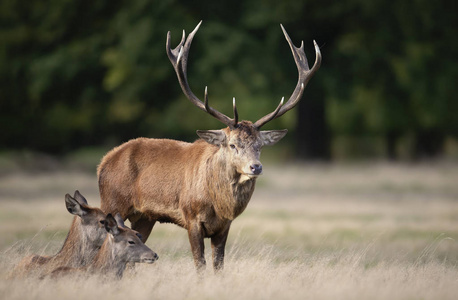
(10, 191, 107, 278)
(49, 213, 158, 279)
(98, 21, 321, 272)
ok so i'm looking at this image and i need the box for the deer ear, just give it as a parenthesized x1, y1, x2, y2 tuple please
(196, 130, 227, 146)
(104, 214, 120, 236)
(260, 129, 288, 146)
(114, 213, 126, 228)
(73, 190, 88, 205)
(65, 194, 87, 217)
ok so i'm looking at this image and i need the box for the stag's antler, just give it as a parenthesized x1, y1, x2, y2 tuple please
(167, 22, 321, 130)
(253, 24, 321, 129)
(166, 21, 239, 129)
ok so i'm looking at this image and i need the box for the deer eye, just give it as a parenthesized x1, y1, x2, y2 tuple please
(128, 241, 135, 245)
(99, 220, 105, 225)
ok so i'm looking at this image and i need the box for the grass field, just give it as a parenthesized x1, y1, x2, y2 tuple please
(1, 162, 458, 299)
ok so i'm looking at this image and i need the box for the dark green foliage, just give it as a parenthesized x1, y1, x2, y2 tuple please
(0, 0, 456, 158)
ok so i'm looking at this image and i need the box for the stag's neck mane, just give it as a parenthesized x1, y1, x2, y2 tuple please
(204, 144, 256, 220)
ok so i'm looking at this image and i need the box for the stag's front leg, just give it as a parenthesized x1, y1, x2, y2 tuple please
(211, 225, 230, 273)
(187, 222, 206, 273)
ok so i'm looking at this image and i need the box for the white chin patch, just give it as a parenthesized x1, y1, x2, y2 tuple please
(239, 174, 257, 183)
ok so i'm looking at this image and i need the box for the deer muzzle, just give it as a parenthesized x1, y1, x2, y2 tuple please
(250, 164, 263, 175)
(142, 252, 159, 264)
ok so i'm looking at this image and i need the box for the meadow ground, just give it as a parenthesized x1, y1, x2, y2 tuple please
(1, 161, 458, 299)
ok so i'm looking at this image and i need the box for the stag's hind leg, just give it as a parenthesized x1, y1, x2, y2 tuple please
(129, 215, 156, 243)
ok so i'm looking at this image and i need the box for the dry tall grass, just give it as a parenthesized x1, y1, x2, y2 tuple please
(1, 162, 458, 299)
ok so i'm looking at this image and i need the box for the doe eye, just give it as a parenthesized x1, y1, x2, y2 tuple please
(99, 220, 105, 225)
(128, 241, 135, 245)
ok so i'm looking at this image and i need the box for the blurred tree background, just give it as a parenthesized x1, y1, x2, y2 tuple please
(0, 0, 457, 161)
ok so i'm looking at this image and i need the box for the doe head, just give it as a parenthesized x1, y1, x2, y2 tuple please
(104, 213, 159, 264)
(65, 190, 108, 247)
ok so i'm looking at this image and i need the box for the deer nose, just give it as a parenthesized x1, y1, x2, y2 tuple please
(143, 252, 159, 264)
(250, 164, 263, 175)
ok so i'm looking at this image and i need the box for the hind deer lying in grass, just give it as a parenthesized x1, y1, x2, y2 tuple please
(98, 21, 321, 273)
(10, 191, 107, 278)
(48, 213, 158, 279)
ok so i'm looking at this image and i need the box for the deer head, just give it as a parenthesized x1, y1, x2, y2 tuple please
(166, 21, 321, 180)
(65, 190, 107, 248)
(104, 213, 158, 265)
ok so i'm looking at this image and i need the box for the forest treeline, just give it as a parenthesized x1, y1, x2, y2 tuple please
(1, 0, 457, 160)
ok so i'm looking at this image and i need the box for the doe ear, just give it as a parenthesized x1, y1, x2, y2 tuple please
(196, 130, 227, 146)
(73, 190, 88, 205)
(114, 213, 126, 228)
(65, 194, 87, 217)
(260, 129, 288, 146)
(104, 214, 120, 236)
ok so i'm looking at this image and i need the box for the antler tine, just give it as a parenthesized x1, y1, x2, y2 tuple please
(258, 97, 284, 126)
(233, 97, 238, 127)
(166, 21, 237, 129)
(203, 87, 239, 128)
(254, 25, 321, 129)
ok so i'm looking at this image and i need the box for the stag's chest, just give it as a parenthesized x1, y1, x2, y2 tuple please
(206, 178, 256, 220)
